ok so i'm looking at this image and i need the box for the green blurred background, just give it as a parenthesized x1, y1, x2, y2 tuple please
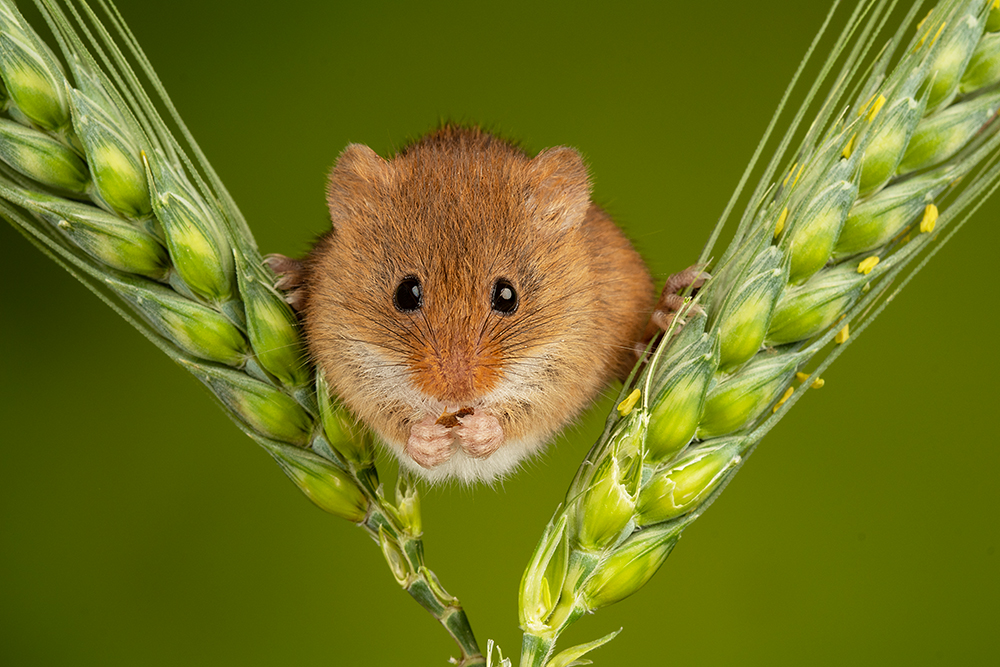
(1, 1, 998, 665)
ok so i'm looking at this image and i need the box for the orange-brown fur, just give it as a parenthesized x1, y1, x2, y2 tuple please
(300, 125, 654, 482)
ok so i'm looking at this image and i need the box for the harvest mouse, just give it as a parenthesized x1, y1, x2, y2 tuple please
(269, 126, 701, 483)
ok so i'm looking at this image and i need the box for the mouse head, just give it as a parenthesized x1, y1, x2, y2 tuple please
(303, 127, 616, 482)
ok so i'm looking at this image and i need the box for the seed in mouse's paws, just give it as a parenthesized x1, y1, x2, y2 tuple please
(454, 411, 504, 459)
(407, 417, 456, 469)
(435, 406, 475, 429)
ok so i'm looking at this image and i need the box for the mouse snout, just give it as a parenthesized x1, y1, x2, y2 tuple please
(411, 340, 501, 404)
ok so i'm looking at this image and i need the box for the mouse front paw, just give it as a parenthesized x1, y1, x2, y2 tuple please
(454, 411, 504, 459)
(263, 254, 307, 311)
(406, 417, 456, 469)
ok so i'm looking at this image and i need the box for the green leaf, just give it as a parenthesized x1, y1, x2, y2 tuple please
(544, 629, 621, 667)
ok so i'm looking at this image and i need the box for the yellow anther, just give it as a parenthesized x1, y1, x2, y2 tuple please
(931, 21, 947, 46)
(793, 163, 805, 187)
(857, 256, 880, 275)
(920, 203, 939, 233)
(617, 388, 641, 416)
(842, 133, 857, 159)
(858, 93, 877, 116)
(774, 206, 789, 237)
(917, 25, 934, 50)
(772, 386, 795, 413)
(783, 162, 798, 187)
(916, 9, 932, 31)
(867, 94, 886, 122)
(540, 577, 552, 613)
(797, 373, 826, 389)
(994, 0, 999, 10)
(835, 322, 850, 344)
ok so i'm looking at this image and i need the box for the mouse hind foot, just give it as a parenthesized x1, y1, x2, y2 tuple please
(635, 264, 711, 358)
(651, 264, 710, 331)
(264, 254, 307, 311)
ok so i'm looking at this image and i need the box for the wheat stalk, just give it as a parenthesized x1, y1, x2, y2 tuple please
(2, 1, 998, 665)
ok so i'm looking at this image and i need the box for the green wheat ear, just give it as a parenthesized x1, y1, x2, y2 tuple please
(2, 1, 1000, 666)
(0, 0, 485, 665)
(517, 0, 1000, 664)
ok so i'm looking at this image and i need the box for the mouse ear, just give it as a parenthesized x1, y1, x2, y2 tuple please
(326, 144, 393, 224)
(527, 146, 592, 229)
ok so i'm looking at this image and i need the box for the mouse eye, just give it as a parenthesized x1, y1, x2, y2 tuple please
(394, 276, 423, 312)
(491, 279, 518, 315)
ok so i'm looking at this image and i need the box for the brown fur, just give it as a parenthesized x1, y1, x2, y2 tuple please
(298, 125, 654, 480)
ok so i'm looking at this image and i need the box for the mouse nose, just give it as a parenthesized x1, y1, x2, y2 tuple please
(412, 341, 501, 403)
